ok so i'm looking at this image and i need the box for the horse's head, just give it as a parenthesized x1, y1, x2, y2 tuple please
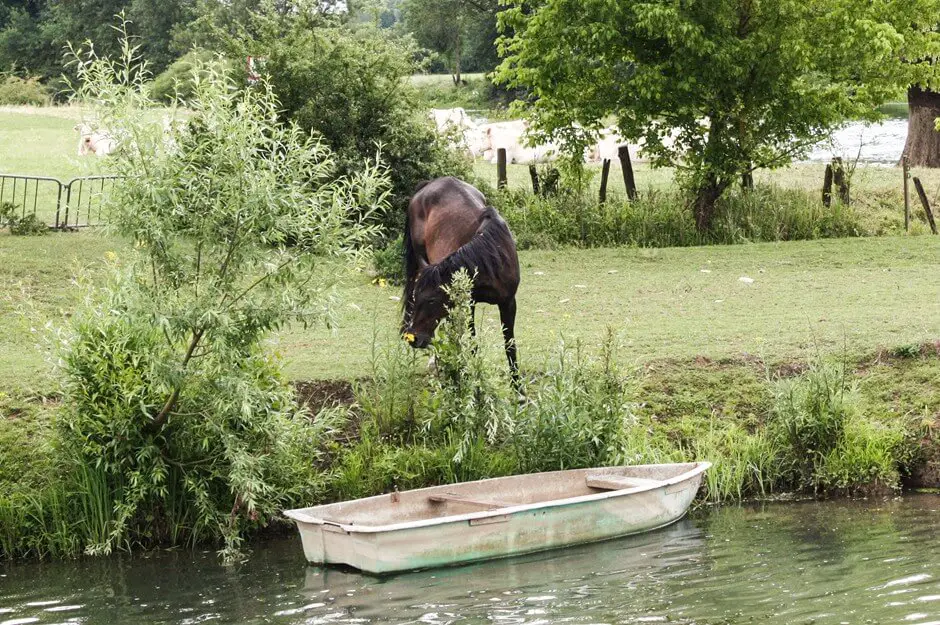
(403, 262, 449, 349)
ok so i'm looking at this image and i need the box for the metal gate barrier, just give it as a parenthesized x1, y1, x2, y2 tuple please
(0, 174, 123, 229)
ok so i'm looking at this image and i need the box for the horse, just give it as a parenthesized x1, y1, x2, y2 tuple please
(401, 176, 520, 377)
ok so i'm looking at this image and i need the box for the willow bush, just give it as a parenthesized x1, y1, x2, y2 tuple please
(53, 32, 388, 561)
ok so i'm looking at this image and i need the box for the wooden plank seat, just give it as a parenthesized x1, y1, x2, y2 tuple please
(585, 475, 665, 491)
(428, 493, 518, 510)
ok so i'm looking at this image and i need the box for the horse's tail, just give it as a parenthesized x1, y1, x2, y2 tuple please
(402, 209, 418, 328)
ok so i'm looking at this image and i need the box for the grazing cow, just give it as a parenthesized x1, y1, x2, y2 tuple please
(480, 120, 559, 164)
(402, 176, 521, 379)
(430, 107, 471, 133)
(430, 107, 487, 157)
(74, 123, 117, 157)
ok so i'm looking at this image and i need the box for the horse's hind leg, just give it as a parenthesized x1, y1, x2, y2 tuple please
(469, 303, 476, 338)
(498, 298, 519, 384)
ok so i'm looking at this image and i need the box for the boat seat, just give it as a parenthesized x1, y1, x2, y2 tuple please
(585, 474, 665, 491)
(428, 493, 518, 510)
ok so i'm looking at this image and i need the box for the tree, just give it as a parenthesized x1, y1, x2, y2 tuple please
(223, 8, 472, 234)
(496, 0, 940, 231)
(904, 87, 940, 167)
(402, 0, 498, 82)
(62, 30, 387, 560)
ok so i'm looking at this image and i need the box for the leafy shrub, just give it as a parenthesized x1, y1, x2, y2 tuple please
(0, 74, 50, 105)
(512, 330, 638, 472)
(771, 361, 918, 493)
(772, 362, 856, 490)
(0, 201, 47, 235)
(149, 50, 217, 103)
(243, 19, 473, 236)
(52, 32, 387, 561)
(426, 269, 515, 462)
(372, 235, 404, 284)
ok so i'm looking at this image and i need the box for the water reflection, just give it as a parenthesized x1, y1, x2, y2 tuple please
(1, 496, 938, 624)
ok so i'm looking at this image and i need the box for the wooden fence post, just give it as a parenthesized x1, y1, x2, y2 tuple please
(741, 168, 754, 191)
(902, 154, 910, 232)
(913, 176, 938, 234)
(822, 164, 833, 208)
(497, 148, 508, 189)
(832, 157, 850, 204)
(598, 159, 611, 204)
(617, 145, 638, 201)
(528, 165, 540, 196)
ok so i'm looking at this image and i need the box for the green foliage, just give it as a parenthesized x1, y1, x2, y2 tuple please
(498, 185, 861, 249)
(772, 362, 856, 489)
(0, 74, 50, 105)
(512, 331, 638, 472)
(426, 269, 515, 462)
(236, 13, 472, 235)
(0, 202, 48, 235)
(0, 0, 192, 83)
(401, 0, 499, 78)
(149, 49, 217, 103)
(372, 235, 405, 284)
(771, 361, 918, 493)
(52, 29, 387, 561)
(496, 0, 940, 230)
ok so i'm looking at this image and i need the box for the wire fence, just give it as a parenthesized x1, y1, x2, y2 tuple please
(0, 173, 123, 229)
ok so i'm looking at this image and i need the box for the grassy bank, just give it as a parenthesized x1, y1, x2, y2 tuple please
(3, 315, 939, 559)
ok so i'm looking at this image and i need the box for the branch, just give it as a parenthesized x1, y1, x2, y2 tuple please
(147, 327, 204, 433)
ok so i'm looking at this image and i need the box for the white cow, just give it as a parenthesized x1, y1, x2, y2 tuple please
(479, 120, 559, 164)
(430, 107, 471, 133)
(585, 127, 654, 164)
(75, 123, 118, 157)
(430, 107, 487, 157)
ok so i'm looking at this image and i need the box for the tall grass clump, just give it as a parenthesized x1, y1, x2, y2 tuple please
(771, 361, 917, 494)
(512, 330, 656, 472)
(43, 27, 388, 562)
(496, 185, 864, 249)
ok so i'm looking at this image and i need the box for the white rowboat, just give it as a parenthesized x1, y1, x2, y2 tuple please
(284, 461, 710, 574)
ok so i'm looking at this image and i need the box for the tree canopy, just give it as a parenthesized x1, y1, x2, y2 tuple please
(496, 0, 940, 230)
(401, 0, 499, 80)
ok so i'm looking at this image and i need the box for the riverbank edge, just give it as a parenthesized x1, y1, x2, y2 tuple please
(3, 341, 939, 561)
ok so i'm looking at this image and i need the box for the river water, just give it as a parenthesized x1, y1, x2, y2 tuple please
(2, 496, 939, 624)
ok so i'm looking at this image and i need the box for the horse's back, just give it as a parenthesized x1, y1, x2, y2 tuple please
(408, 177, 488, 264)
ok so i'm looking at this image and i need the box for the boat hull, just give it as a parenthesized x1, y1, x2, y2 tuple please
(285, 462, 709, 574)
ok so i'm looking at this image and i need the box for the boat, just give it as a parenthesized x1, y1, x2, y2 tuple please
(284, 461, 710, 574)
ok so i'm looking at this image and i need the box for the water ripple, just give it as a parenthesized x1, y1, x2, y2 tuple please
(2, 496, 940, 624)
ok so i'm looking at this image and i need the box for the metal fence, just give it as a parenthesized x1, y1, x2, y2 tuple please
(0, 174, 123, 229)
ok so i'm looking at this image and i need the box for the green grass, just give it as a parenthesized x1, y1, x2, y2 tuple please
(0, 107, 107, 226)
(4, 232, 940, 389)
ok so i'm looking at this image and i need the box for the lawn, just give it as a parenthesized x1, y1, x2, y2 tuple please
(3, 231, 940, 391)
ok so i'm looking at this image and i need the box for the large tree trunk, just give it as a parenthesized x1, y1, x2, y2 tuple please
(693, 177, 726, 232)
(903, 86, 940, 168)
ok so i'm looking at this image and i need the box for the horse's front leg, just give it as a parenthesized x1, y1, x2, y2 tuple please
(498, 298, 519, 385)
(469, 302, 476, 338)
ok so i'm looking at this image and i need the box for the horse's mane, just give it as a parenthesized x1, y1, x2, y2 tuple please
(414, 206, 511, 295)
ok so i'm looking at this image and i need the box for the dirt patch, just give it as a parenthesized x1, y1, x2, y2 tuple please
(294, 380, 356, 414)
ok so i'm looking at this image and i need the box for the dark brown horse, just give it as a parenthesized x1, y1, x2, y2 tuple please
(401, 176, 520, 376)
